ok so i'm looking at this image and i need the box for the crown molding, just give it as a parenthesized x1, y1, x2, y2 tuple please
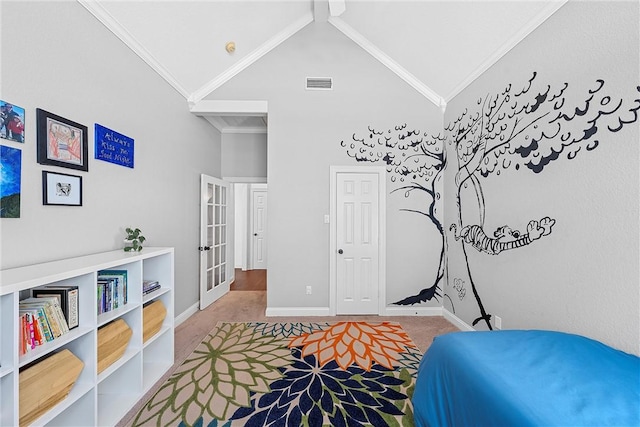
(189, 12, 314, 104)
(77, 0, 190, 99)
(444, 0, 568, 103)
(328, 16, 445, 109)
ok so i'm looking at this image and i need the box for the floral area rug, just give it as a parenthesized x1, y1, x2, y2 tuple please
(130, 322, 422, 427)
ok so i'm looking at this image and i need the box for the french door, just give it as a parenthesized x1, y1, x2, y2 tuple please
(199, 175, 230, 309)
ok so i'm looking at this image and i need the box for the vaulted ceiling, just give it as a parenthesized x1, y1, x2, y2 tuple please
(79, 0, 567, 132)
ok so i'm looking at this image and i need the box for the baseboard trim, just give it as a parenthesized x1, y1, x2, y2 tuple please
(382, 306, 443, 316)
(266, 307, 332, 316)
(443, 308, 474, 331)
(265, 305, 446, 317)
(175, 302, 199, 327)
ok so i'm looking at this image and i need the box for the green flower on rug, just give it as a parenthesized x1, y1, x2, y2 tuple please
(249, 322, 331, 339)
(131, 323, 293, 427)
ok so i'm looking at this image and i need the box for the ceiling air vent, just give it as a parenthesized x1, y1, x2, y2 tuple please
(306, 77, 333, 90)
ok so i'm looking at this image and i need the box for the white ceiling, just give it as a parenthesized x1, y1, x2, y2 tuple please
(80, 0, 567, 133)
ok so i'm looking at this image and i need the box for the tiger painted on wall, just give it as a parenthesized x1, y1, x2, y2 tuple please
(450, 217, 555, 255)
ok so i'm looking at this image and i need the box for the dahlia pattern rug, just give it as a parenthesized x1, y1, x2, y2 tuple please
(131, 322, 422, 427)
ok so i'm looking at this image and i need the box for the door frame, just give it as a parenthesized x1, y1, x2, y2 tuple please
(329, 165, 387, 316)
(224, 177, 267, 272)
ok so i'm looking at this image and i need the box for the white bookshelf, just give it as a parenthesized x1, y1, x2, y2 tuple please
(0, 247, 174, 426)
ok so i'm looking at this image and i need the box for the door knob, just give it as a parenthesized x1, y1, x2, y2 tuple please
(254, 233, 258, 236)
(198, 246, 211, 251)
(338, 249, 343, 254)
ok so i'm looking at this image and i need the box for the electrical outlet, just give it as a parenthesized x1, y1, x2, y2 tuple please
(306, 286, 312, 295)
(495, 316, 502, 330)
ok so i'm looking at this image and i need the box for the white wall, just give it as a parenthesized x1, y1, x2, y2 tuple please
(209, 21, 443, 310)
(233, 183, 248, 269)
(221, 133, 267, 178)
(442, 1, 639, 355)
(0, 1, 222, 317)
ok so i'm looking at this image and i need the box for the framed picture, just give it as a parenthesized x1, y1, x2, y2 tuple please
(0, 145, 21, 217)
(42, 171, 82, 206)
(0, 100, 25, 143)
(37, 109, 88, 171)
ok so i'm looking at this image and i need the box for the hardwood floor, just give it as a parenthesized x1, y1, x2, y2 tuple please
(230, 268, 266, 291)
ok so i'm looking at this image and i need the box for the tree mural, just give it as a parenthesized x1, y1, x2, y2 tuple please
(339, 74, 639, 322)
(447, 73, 640, 329)
(340, 124, 447, 305)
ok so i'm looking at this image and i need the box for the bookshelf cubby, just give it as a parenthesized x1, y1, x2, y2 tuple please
(0, 247, 174, 426)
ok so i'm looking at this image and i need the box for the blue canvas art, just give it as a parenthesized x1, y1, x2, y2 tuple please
(0, 145, 22, 218)
(95, 124, 134, 168)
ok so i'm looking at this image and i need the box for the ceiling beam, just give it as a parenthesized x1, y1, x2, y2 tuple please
(313, 0, 329, 22)
(188, 12, 313, 104)
(328, 16, 446, 110)
(78, 0, 189, 99)
(328, 0, 346, 17)
(444, 0, 569, 103)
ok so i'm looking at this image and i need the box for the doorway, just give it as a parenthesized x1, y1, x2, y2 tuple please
(232, 182, 268, 274)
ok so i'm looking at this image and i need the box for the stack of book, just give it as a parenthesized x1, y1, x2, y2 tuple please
(97, 270, 128, 315)
(18, 288, 77, 355)
(32, 286, 79, 330)
(143, 280, 161, 295)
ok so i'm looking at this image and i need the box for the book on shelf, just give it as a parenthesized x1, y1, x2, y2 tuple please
(32, 285, 79, 330)
(18, 296, 69, 354)
(19, 312, 36, 353)
(22, 305, 53, 343)
(20, 296, 69, 336)
(143, 280, 160, 295)
(97, 270, 128, 315)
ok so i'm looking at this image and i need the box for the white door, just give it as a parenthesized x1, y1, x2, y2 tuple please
(200, 175, 230, 309)
(335, 171, 382, 314)
(250, 187, 268, 269)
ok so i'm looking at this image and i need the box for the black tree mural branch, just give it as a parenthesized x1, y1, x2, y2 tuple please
(447, 73, 640, 330)
(340, 125, 447, 305)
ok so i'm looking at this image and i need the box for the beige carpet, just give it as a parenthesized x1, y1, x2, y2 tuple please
(117, 291, 458, 426)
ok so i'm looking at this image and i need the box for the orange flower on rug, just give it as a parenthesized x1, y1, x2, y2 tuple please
(130, 321, 422, 427)
(289, 321, 415, 371)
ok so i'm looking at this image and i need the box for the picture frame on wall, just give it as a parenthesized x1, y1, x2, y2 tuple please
(42, 171, 83, 206)
(36, 108, 88, 171)
(0, 100, 26, 143)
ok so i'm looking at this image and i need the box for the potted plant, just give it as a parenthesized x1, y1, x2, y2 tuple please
(124, 227, 146, 252)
